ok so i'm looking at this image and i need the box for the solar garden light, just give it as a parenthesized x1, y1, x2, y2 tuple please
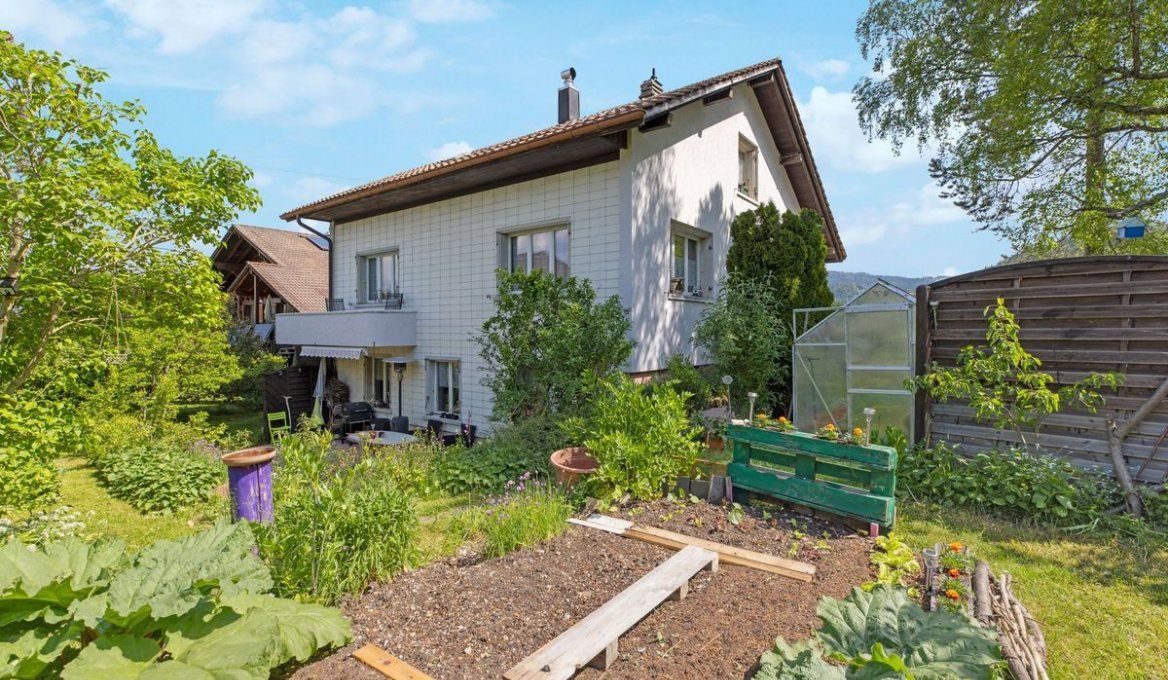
(863, 407, 876, 446)
(747, 392, 758, 422)
(721, 375, 733, 421)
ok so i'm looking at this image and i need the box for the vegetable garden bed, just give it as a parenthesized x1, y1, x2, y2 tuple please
(291, 499, 870, 679)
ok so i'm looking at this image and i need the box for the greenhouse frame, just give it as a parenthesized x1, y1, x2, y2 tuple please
(791, 281, 916, 437)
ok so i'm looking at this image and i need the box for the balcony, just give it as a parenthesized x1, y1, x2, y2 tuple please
(274, 308, 417, 348)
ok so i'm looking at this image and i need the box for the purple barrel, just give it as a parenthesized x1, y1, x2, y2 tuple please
(222, 445, 277, 523)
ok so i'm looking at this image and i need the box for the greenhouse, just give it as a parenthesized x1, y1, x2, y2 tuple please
(791, 281, 915, 436)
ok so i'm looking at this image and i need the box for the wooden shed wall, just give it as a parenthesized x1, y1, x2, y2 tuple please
(915, 256, 1168, 483)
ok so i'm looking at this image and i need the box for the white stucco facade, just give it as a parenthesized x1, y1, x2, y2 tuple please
(279, 87, 816, 431)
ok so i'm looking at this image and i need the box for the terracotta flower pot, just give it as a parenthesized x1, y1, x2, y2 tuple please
(549, 446, 597, 489)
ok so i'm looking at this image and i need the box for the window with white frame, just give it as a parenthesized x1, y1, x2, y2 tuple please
(670, 230, 708, 297)
(365, 358, 391, 407)
(428, 360, 460, 416)
(508, 226, 569, 278)
(361, 250, 399, 303)
(738, 136, 758, 199)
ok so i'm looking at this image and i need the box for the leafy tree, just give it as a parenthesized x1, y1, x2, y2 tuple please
(477, 270, 633, 422)
(855, 0, 1168, 253)
(0, 35, 259, 393)
(725, 203, 832, 408)
(220, 323, 288, 408)
(694, 277, 790, 413)
(910, 298, 1121, 453)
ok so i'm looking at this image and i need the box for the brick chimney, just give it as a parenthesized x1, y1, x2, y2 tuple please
(640, 68, 663, 98)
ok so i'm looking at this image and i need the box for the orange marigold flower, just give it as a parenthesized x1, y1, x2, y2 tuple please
(825, 423, 837, 430)
(945, 589, 961, 600)
(947, 568, 961, 578)
(757, 412, 768, 419)
(949, 542, 964, 552)
(852, 427, 864, 437)
(778, 416, 789, 424)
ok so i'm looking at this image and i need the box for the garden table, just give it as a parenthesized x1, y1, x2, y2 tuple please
(345, 430, 418, 447)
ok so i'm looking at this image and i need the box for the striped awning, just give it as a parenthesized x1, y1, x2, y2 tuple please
(298, 346, 366, 360)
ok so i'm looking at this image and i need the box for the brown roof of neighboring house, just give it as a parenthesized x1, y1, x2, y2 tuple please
(214, 224, 329, 313)
(281, 57, 844, 261)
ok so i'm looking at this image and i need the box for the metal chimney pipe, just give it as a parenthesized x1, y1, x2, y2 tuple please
(558, 67, 579, 124)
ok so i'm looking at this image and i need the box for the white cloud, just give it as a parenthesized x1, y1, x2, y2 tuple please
(0, 0, 91, 46)
(212, 6, 431, 125)
(426, 141, 474, 161)
(800, 86, 925, 174)
(406, 0, 500, 23)
(802, 59, 850, 80)
(942, 266, 959, 277)
(839, 182, 967, 247)
(106, 0, 267, 53)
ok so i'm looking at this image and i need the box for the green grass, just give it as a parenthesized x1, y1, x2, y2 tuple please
(898, 503, 1168, 680)
(178, 400, 266, 446)
(56, 456, 224, 549)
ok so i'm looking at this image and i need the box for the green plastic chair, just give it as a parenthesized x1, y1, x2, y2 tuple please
(267, 411, 291, 442)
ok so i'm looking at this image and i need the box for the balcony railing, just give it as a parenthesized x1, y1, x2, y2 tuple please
(274, 307, 417, 348)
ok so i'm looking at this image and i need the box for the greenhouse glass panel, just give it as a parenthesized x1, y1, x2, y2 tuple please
(792, 282, 916, 437)
(797, 311, 845, 344)
(848, 392, 913, 436)
(850, 369, 912, 391)
(793, 344, 846, 430)
(847, 310, 910, 367)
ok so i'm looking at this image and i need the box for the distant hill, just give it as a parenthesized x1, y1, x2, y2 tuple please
(827, 271, 943, 303)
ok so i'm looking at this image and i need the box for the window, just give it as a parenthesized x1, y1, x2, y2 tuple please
(738, 136, 758, 199)
(428, 360, 460, 416)
(365, 358, 391, 407)
(509, 226, 569, 278)
(671, 232, 705, 296)
(361, 251, 399, 303)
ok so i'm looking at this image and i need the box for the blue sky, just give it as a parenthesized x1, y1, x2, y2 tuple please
(3, 0, 1009, 276)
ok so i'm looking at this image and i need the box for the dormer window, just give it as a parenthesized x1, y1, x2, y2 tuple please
(738, 136, 758, 200)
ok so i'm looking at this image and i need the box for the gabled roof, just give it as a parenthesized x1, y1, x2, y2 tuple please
(213, 224, 329, 313)
(281, 57, 844, 261)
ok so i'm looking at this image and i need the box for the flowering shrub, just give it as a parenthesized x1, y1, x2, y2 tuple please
(0, 506, 90, 546)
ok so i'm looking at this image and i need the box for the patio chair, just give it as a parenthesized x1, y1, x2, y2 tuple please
(267, 411, 291, 442)
(383, 293, 404, 310)
(325, 298, 346, 311)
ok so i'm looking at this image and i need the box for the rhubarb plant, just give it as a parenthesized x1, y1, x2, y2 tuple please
(754, 586, 1001, 679)
(0, 521, 350, 678)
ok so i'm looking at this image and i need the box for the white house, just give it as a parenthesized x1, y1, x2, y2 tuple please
(275, 57, 846, 433)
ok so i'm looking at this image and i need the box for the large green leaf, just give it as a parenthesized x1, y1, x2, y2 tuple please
(219, 593, 351, 664)
(59, 634, 160, 680)
(755, 639, 845, 680)
(106, 522, 271, 622)
(0, 536, 125, 600)
(0, 624, 82, 678)
(815, 587, 1000, 679)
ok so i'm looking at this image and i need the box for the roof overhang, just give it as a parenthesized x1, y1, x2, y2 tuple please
(298, 346, 367, 360)
(281, 111, 642, 224)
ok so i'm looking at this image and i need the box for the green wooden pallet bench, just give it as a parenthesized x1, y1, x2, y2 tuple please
(724, 423, 897, 531)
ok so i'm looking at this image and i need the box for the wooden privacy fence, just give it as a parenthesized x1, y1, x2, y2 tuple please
(261, 365, 317, 438)
(914, 256, 1168, 485)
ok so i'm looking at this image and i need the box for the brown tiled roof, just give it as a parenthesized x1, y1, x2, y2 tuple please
(280, 57, 843, 260)
(222, 225, 329, 313)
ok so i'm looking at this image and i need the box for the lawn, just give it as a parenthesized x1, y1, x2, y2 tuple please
(56, 456, 223, 549)
(898, 502, 1168, 680)
(179, 400, 266, 446)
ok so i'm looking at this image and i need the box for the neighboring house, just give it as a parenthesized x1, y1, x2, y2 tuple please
(212, 224, 330, 344)
(275, 57, 846, 432)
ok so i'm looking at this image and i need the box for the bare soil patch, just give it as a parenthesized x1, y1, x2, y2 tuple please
(291, 500, 871, 679)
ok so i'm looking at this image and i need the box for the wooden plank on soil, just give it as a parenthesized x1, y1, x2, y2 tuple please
(569, 514, 816, 582)
(624, 524, 816, 583)
(504, 545, 718, 680)
(352, 644, 434, 680)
